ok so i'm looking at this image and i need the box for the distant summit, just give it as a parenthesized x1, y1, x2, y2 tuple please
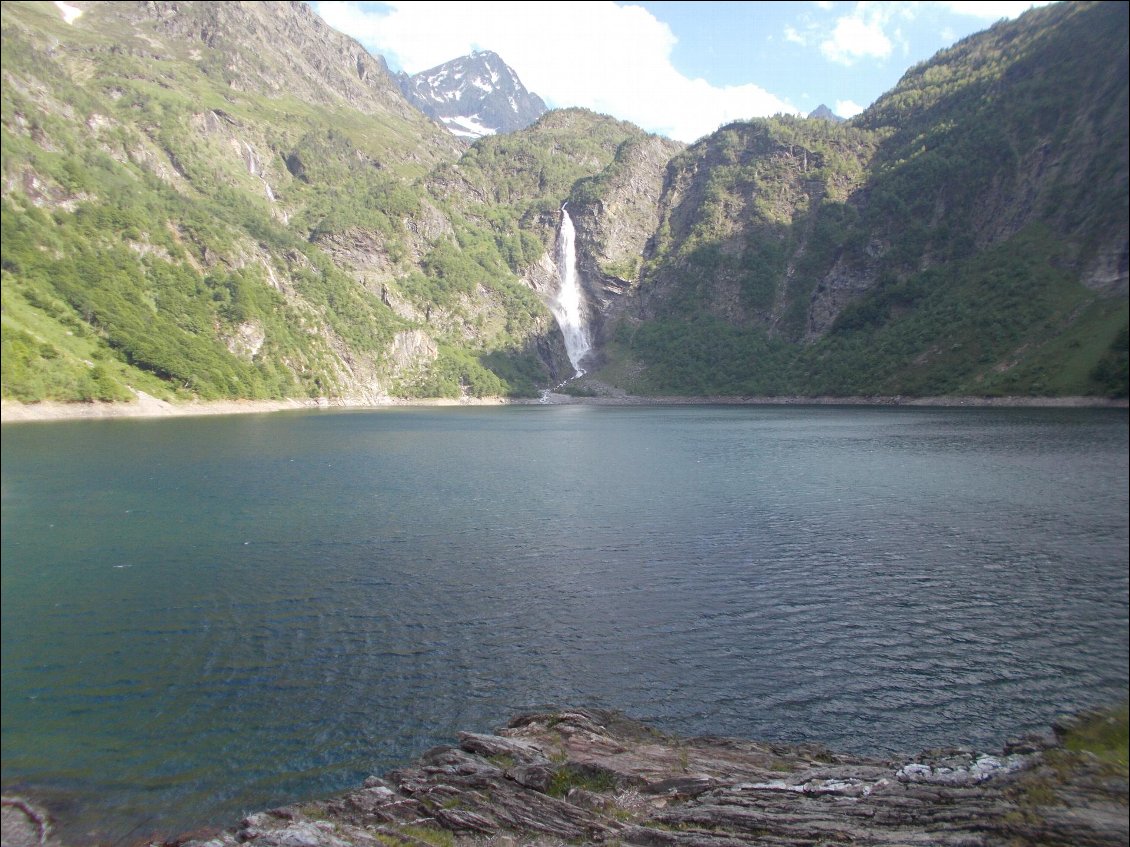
(807, 104, 845, 122)
(398, 50, 547, 140)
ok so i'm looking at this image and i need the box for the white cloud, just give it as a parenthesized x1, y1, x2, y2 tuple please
(835, 99, 864, 118)
(313, 1, 796, 143)
(784, 25, 807, 46)
(820, 5, 895, 65)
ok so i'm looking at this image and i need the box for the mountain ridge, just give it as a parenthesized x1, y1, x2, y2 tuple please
(1, 0, 1126, 406)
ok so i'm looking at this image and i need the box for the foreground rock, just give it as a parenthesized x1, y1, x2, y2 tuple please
(145, 708, 1123, 847)
(7, 709, 1124, 847)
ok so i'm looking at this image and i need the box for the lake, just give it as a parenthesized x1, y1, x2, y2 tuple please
(2, 405, 1127, 842)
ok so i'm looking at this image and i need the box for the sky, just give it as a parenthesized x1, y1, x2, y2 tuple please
(312, 1, 1053, 143)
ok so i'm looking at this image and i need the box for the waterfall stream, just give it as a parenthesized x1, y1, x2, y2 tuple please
(551, 203, 593, 378)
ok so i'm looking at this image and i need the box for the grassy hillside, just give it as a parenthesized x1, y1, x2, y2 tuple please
(0, 2, 412, 401)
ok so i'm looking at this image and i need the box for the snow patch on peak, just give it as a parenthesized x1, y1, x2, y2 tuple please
(442, 114, 498, 139)
(400, 50, 547, 139)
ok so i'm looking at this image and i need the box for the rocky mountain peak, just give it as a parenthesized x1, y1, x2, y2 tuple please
(398, 49, 547, 139)
(807, 103, 845, 122)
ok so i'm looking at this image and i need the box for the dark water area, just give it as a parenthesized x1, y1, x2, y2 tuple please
(2, 405, 1127, 842)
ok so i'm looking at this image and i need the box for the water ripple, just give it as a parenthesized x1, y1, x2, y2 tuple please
(2, 406, 1126, 842)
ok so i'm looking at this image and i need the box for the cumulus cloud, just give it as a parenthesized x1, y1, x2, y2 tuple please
(820, 11, 894, 65)
(313, 1, 796, 143)
(818, 3, 919, 66)
(834, 99, 865, 119)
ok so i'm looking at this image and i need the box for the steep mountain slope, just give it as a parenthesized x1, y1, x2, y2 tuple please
(0, 1, 616, 403)
(856, 0, 1127, 292)
(582, 0, 1127, 398)
(398, 50, 547, 140)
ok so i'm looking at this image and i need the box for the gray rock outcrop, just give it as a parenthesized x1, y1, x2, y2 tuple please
(152, 708, 1128, 847)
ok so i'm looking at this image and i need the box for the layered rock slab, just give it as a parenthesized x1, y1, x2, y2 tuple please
(24, 708, 1124, 847)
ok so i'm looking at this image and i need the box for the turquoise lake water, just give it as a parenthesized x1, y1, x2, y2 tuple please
(2, 405, 1127, 841)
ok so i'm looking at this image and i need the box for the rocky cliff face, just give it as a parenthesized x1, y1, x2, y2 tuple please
(563, 134, 685, 345)
(79, 2, 455, 142)
(634, 120, 878, 338)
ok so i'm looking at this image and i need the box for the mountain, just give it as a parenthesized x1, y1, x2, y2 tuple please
(398, 50, 548, 140)
(0, 0, 565, 404)
(575, 0, 1128, 398)
(807, 104, 844, 122)
(1, 0, 1126, 408)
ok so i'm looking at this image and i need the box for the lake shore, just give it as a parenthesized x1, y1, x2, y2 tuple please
(2, 391, 1126, 423)
(4, 706, 1126, 847)
(0, 392, 509, 423)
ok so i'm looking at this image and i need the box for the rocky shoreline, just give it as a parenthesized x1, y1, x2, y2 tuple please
(2, 393, 1125, 423)
(0, 393, 510, 423)
(4, 707, 1126, 847)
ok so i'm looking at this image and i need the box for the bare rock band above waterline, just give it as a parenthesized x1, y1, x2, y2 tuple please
(2, 392, 1126, 424)
(3, 707, 1127, 847)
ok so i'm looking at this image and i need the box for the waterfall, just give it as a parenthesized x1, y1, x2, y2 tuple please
(242, 141, 276, 202)
(243, 141, 258, 176)
(551, 203, 593, 377)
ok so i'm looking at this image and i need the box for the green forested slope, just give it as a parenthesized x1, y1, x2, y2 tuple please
(599, 1, 1128, 398)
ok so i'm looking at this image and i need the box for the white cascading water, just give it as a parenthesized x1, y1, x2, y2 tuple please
(551, 203, 593, 378)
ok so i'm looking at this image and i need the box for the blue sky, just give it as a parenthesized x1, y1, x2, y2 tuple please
(313, 1, 1052, 142)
